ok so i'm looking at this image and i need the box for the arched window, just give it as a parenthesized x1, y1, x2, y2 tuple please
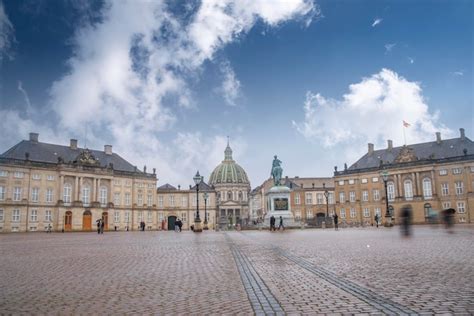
(82, 185, 90, 205)
(422, 178, 432, 199)
(99, 186, 107, 205)
(63, 183, 72, 203)
(404, 180, 413, 200)
(387, 182, 395, 201)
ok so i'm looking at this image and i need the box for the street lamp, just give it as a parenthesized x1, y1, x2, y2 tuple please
(323, 182, 329, 218)
(381, 171, 392, 227)
(203, 192, 209, 230)
(193, 171, 203, 232)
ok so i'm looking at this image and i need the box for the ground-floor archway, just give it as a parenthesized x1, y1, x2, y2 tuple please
(316, 212, 326, 226)
(83, 210, 92, 231)
(102, 212, 108, 231)
(167, 215, 177, 231)
(64, 211, 72, 231)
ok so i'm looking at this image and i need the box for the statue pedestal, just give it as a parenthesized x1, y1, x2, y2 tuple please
(264, 186, 297, 228)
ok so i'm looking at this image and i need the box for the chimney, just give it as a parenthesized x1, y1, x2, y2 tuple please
(29, 132, 39, 143)
(104, 145, 113, 155)
(387, 140, 393, 151)
(70, 139, 78, 149)
(436, 132, 441, 144)
(460, 128, 465, 140)
(368, 143, 374, 155)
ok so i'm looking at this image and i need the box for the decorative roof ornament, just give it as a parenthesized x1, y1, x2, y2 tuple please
(75, 149, 100, 166)
(224, 136, 233, 161)
(394, 145, 418, 163)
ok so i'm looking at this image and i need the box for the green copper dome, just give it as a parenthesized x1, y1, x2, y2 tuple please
(209, 143, 249, 185)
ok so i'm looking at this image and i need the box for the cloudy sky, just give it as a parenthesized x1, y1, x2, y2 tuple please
(0, 0, 472, 188)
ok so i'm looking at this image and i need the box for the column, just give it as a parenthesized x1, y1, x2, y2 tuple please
(60, 175, 64, 201)
(431, 170, 436, 196)
(92, 178, 96, 202)
(74, 177, 79, 201)
(413, 172, 419, 196)
(396, 174, 402, 198)
(97, 178, 101, 203)
(79, 177, 83, 202)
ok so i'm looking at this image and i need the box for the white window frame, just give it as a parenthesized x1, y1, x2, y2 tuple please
(99, 186, 108, 205)
(455, 181, 464, 195)
(339, 192, 345, 203)
(114, 211, 120, 223)
(0, 209, 4, 222)
(372, 177, 379, 183)
(125, 193, 131, 206)
(147, 194, 153, 206)
(46, 188, 53, 203)
(306, 210, 313, 219)
(114, 192, 120, 206)
(12, 209, 20, 222)
(362, 190, 368, 202)
(350, 207, 356, 218)
(340, 208, 346, 218)
(452, 168, 462, 175)
(338, 180, 344, 186)
(404, 180, 413, 201)
(387, 182, 395, 202)
(373, 189, 380, 201)
(30, 209, 38, 222)
(305, 193, 312, 204)
(361, 178, 368, 184)
(147, 211, 153, 222)
(457, 201, 465, 213)
(158, 195, 163, 207)
(137, 194, 143, 206)
(181, 196, 187, 207)
(31, 187, 39, 202)
(32, 174, 41, 180)
(47, 175, 55, 181)
(294, 193, 300, 205)
(348, 179, 355, 185)
(328, 192, 334, 204)
(422, 178, 432, 199)
(363, 207, 370, 218)
(82, 186, 91, 205)
(442, 201, 451, 209)
(316, 193, 323, 204)
(0, 186, 5, 200)
(14, 171, 24, 178)
(125, 211, 130, 223)
(13, 187, 22, 201)
(349, 191, 356, 202)
(63, 183, 72, 203)
(0, 170, 8, 177)
(45, 210, 52, 222)
(181, 212, 187, 222)
(439, 169, 447, 176)
(441, 183, 449, 196)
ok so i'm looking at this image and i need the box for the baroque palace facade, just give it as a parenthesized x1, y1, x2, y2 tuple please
(333, 128, 474, 225)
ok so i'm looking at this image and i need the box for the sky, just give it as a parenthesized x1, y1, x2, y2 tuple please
(0, 0, 472, 188)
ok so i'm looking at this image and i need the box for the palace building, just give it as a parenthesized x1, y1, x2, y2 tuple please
(333, 128, 474, 225)
(0, 133, 157, 232)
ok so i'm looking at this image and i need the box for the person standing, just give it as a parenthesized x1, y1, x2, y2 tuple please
(177, 219, 183, 232)
(97, 219, 101, 234)
(374, 214, 379, 228)
(333, 213, 339, 231)
(100, 219, 105, 234)
(278, 216, 285, 231)
(270, 215, 275, 231)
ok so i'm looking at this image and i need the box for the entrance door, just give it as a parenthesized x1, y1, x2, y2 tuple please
(167, 216, 176, 231)
(65, 211, 72, 231)
(83, 210, 92, 231)
(316, 212, 326, 226)
(102, 212, 108, 231)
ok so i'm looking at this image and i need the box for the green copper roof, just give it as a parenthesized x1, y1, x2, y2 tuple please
(209, 143, 249, 185)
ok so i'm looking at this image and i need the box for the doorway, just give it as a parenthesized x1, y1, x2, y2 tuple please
(102, 212, 108, 231)
(167, 215, 177, 231)
(64, 211, 72, 231)
(83, 210, 92, 231)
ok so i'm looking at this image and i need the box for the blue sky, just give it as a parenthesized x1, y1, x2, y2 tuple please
(0, 0, 472, 187)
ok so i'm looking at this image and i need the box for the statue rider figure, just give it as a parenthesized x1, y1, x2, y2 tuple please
(271, 155, 283, 186)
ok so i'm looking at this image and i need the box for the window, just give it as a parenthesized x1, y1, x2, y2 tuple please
(0, 209, 3, 222)
(137, 211, 143, 222)
(181, 196, 187, 207)
(424, 203, 432, 218)
(114, 211, 120, 223)
(30, 209, 38, 222)
(350, 207, 356, 218)
(12, 209, 20, 222)
(147, 194, 152, 206)
(305, 193, 312, 204)
(363, 208, 370, 218)
(114, 179, 121, 186)
(439, 169, 447, 176)
(295, 211, 301, 220)
(137, 194, 143, 206)
(441, 183, 449, 196)
(45, 210, 52, 222)
(387, 182, 395, 201)
(338, 180, 344, 186)
(125, 193, 131, 206)
(316, 193, 323, 204)
(361, 178, 368, 184)
(455, 181, 464, 195)
(375, 207, 381, 218)
(169, 195, 175, 206)
(158, 212, 164, 222)
(47, 175, 55, 181)
(452, 168, 462, 175)
(372, 177, 379, 183)
(362, 190, 368, 202)
(422, 178, 432, 199)
(147, 211, 153, 222)
(46, 188, 53, 203)
(404, 180, 413, 200)
(295, 194, 300, 205)
(125, 180, 131, 187)
(373, 189, 380, 201)
(13, 187, 22, 201)
(306, 210, 313, 219)
(82, 186, 91, 205)
(99, 186, 107, 205)
(348, 179, 355, 185)
(349, 191, 356, 202)
(114, 193, 120, 206)
(32, 174, 41, 180)
(442, 202, 451, 209)
(125, 211, 130, 223)
(31, 187, 39, 202)
(14, 171, 24, 178)
(0, 186, 5, 200)
(0, 170, 8, 177)
(328, 192, 334, 204)
(181, 212, 187, 222)
(457, 201, 465, 213)
(339, 192, 345, 203)
(63, 183, 72, 203)
(340, 208, 346, 218)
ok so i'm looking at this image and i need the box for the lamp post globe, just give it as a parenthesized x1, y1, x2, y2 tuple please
(193, 171, 203, 232)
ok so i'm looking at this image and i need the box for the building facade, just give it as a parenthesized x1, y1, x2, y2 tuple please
(333, 129, 474, 225)
(0, 133, 157, 232)
(156, 182, 217, 231)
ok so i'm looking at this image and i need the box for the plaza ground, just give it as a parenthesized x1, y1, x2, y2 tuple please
(0, 226, 473, 315)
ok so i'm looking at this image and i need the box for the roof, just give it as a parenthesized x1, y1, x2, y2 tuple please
(209, 144, 250, 185)
(157, 183, 177, 191)
(0, 140, 142, 174)
(348, 136, 474, 171)
(190, 181, 214, 191)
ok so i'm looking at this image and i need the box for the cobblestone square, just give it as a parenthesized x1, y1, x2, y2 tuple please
(1, 226, 473, 315)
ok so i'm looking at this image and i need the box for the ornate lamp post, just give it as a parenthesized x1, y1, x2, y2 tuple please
(203, 192, 209, 230)
(193, 171, 203, 232)
(381, 171, 392, 227)
(323, 183, 329, 218)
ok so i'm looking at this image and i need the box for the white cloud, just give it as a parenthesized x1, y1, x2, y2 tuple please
(219, 61, 241, 106)
(408, 57, 414, 64)
(384, 43, 396, 53)
(0, 0, 14, 61)
(292, 68, 454, 163)
(2, 0, 317, 185)
(452, 70, 464, 76)
(372, 18, 382, 27)
(17, 81, 32, 111)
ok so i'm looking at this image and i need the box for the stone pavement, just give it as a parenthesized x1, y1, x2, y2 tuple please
(0, 226, 473, 315)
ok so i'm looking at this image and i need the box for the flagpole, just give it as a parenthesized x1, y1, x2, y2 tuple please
(403, 125, 407, 146)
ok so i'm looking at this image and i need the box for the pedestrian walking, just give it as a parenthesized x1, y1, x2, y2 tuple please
(47, 223, 52, 233)
(333, 213, 338, 231)
(175, 219, 179, 232)
(97, 219, 101, 234)
(270, 215, 275, 231)
(374, 214, 379, 228)
(400, 206, 412, 237)
(177, 219, 183, 232)
(100, 219, 105, 234)
(278, 216, 285, 231)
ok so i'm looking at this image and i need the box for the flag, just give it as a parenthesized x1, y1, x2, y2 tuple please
(403, 120, 411, 127)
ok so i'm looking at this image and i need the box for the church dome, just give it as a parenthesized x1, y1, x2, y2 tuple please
(209, 142, 249, 185)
